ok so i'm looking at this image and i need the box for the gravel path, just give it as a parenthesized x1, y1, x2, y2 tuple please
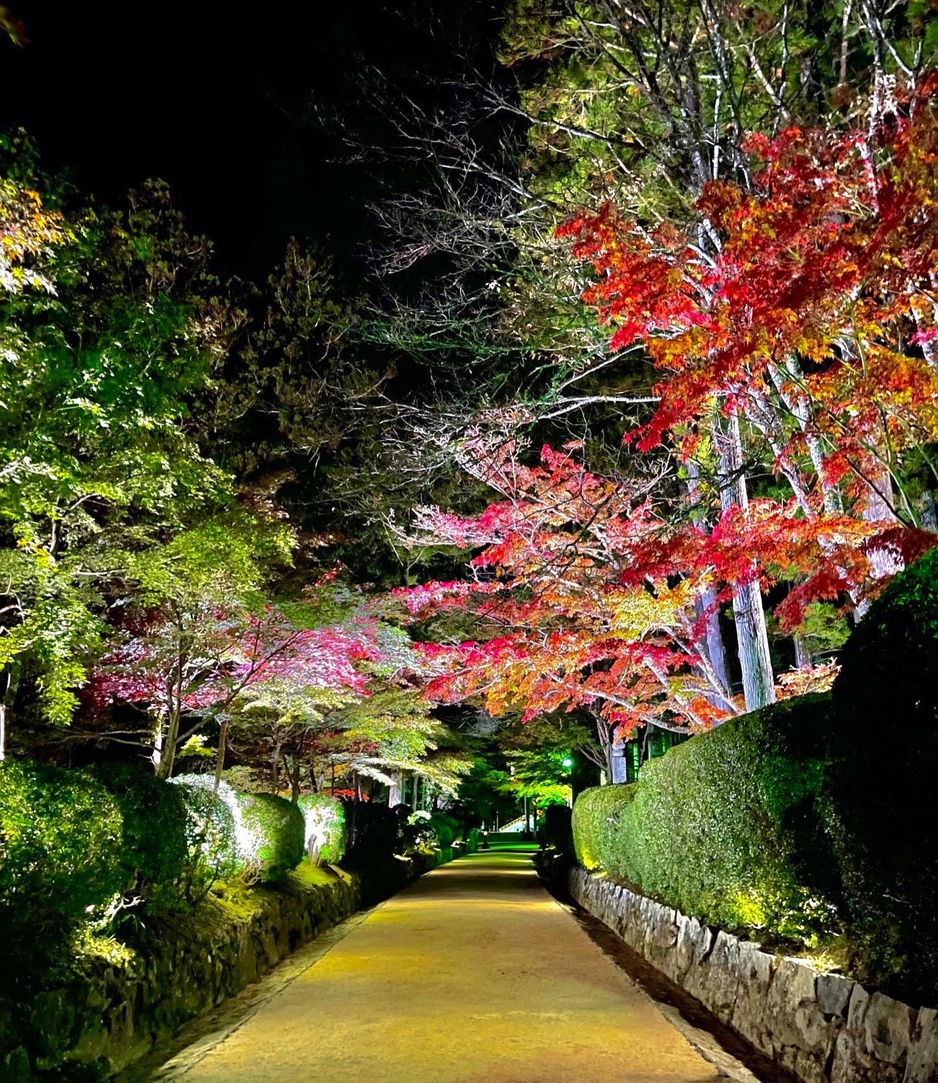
(148, 849, 728, 1083)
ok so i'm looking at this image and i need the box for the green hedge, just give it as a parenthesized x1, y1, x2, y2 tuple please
(823, 546, 938, 1001)
(573, 695, 837, 942)
(94, 765, 193, 913)
(0, 762, 308, 954)
(170, 775, 242, 894)
(0, 761, 124, 933)
(542, 804, 574, 857)
(296, 793, 347, 865)
(341, 799, 401, 866)
(237, 792, 305, 882)
(427, 812, 459, 848)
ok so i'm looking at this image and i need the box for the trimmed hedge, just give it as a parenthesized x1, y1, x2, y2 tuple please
(571, 547, 938, 1002)
(341, 799, 401, 866)
(573, 695, 837, 942)
(170, 775, 242, 893)
(541, 804, 574, 857)
(427, 811, 459, 849)
(296, 793, 347, 865)
(823, 546, 938, 1001)
(0, 761, 124, 931)
(237, 792, 305, 883)
(0, 763, 308, 955)
(94, 765, 193, 913)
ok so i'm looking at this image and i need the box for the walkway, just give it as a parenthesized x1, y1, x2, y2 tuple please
(149, 849, 728, 1083)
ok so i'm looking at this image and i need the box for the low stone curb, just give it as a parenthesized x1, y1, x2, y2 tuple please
(555, 860, 938, 1083)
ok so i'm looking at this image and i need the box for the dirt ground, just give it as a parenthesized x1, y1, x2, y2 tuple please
(146, 849, 728, 1083)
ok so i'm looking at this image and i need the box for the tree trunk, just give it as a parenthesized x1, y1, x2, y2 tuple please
(213, 716, 228, 794)
(290, 758, 301, 803)
(388, 771, 404, 806)
(270, 737, 282, 793)
(855, 462, 904, 620)
(592, 714, 614, 784)
(609, 737, 628, 783)
(731, 578, 777, 709)
(155, 710, 180, 780)
(717, 412, 776, 710)
(685, 462, 731, 701)
(0, 662, 19, 763)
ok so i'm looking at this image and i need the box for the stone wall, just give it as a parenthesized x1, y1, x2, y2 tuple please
(1, 848, 459, 1081)
(559, 862, 938, 1083)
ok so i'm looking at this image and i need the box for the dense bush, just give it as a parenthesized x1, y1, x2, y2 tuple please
(170, 775, 242, 895)
(0, 761, 124, 934)
(236, 792, 305, 882)
(296, 793, 347, 865)
(541, 804, 574, 858)
(427, 812, 459, 848)
(573, 695, 837, 942)
(341, 799, 401, 865)
(823, 546, 938, 1001)
(94, 765, 193, 913)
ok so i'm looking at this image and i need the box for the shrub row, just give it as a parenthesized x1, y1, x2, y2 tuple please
(822, 546, 938, 1002)
(571, 546, 938, 1003)
(573, 695, 835, 943)
(0, 766, 348, 948)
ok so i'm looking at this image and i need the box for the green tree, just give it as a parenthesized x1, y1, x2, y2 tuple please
(0, 170, 235, 755)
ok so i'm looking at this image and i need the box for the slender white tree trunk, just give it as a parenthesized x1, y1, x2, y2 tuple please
(855, 461, 904, 619)
(686, 462, 731, 704)
(717, 412, 776, 710)
(389, 772, 404, 806)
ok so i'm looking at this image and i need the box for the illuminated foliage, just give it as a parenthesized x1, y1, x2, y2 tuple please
(559, 81, 938, 522)
(398, 442, 738, 739)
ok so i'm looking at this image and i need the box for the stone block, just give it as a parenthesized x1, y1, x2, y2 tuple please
(694, 930, 741, 1024)
(832, 986, 915, 1083)
(728, 941, 777, 1052)
(817, 972, 854, 1020)
(764, 957, 833, 1079)
(643, 905, 679, 978)
(905, 1008, 938, 1083)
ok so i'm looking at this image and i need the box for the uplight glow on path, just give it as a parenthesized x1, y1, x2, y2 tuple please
(157, 850, 723, 1083)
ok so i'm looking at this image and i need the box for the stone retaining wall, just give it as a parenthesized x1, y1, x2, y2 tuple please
(559, 862, 938, 1083)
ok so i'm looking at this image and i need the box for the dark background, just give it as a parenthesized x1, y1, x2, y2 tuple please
(0, 1, 506, 278)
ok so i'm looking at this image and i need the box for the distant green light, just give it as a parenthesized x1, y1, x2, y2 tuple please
(562, 757, 573, 768)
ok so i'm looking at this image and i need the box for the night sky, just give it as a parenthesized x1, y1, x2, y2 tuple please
(0, 2, 505, 279)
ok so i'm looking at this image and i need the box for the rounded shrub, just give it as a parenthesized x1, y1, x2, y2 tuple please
(93, 765, 191, 913)
(341, 799, 401, 866)
(542, 804, 574, 858)
(572, 695, 838, 942)
(0, 760, 124, 930)
(170, 774, 242, 895)
(296, 793, 347, 865)
(236, 792, 304, 882)
(427, 812, 459, 849)
(825, 546, 938, 1000)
